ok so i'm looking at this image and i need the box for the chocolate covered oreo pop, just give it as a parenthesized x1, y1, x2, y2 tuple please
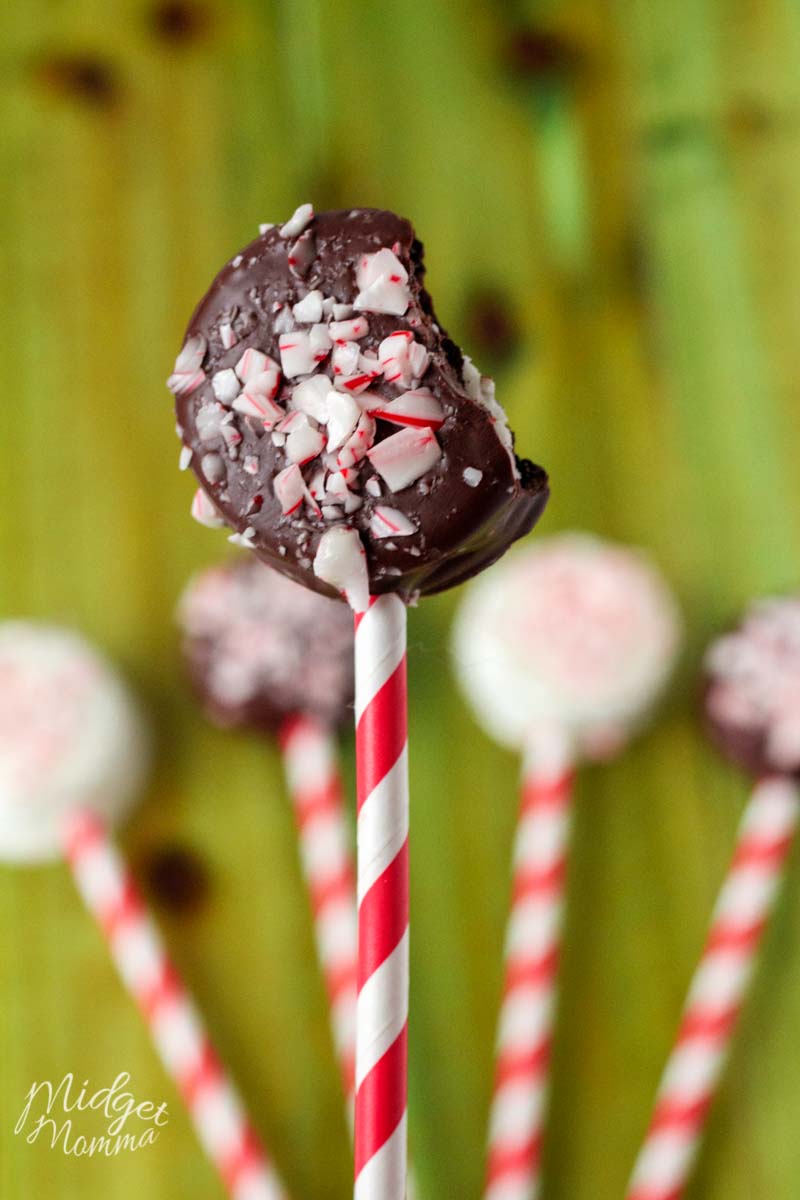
(168, 205, 548, 607)
(627, 598, 800, 1200)
(178, 556, 354, 733)
(704, 596, 800, 778)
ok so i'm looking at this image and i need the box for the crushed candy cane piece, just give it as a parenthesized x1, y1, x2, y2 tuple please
(219, 322, 238, 350)
(259, 222, 275, 234)
(243, 455, 260, 475)
(337, 413, 376, 468)
(463, 467, 483, 487)
(367, 425, 441, 491)
(370, 507, 417, 539)
(326, 392, 361, 452)
(280, 203, 314, 239)
(273, 464, 305, 514)
(293, 290, 324, 323)
(354, 248, 410, 316)
(313, 526, 369, 611)
(309, 323, 333, 362)
(332, 303, 353, 320)
(233, 390, 284, 426)
(178, 446, 193, 471)
(365, 476, 382, 498)
(378, 331, 429, 387)
(372, 388, 444, 430)
(196, 402, 227, 442)
(191, 488, 225, 528)
(201, 452, 225, 483)
(285, 413, 325, 465)
(279, 331, 316, 378)
(235, 348, 268, 383)
(332, 341, 361, 377)
(291, 376, 332, 424)
(211, 368, 241, 405)
(287, 230, 316, 278)
(329, 316, 369, 341)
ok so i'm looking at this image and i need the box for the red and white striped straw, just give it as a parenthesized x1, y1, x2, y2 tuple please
(63, 808, 287, 1200)
(484, 730, 574, 1200)
(353, 594, 409, 1200)
(626, 776, 799, 1200)
(279, 714, 357, 1111)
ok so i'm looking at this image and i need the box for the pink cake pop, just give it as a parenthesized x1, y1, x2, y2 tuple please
(453, 533, 682, 1200)
(0, 621, 287, 1200)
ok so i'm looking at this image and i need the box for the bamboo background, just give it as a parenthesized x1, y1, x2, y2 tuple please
(3, 0, 800, 1196)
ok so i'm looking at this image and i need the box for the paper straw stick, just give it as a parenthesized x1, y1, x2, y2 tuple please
(353, 595, 409, 1200)
(626, 776, 799, 1200)
(484, 731, 574, 1200)
(279, 714, 358, 1111)
(63, 809, 288, 1200)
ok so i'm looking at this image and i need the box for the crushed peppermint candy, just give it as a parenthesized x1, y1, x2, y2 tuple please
(370, 507, 417, 539)
(279, 331, 316, 378)
(313, 527, 369, 612)
(367, 425, 442, 492)
(463, 467, 483, 487)
(219, 322, 238, 350)
(211, 368, 240, 405)
(280, 203, 314, 240)
(293, 290, 324, 324)
(179, 446, 193, 471)
(354, 248, 411, 316)
(191, 488, 225, 529)
(201, 453, 225, 484)
(371, 389, 444, 431)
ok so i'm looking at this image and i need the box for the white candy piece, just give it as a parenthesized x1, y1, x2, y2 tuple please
(366, 425, 441, 491)
(313, 527, 369, 612)
(378, 332, 429, 388)
(292, 290, 324, 324)
(280, 202, 314, 239)
(0, 624, 149, 862)
(279, 331, 316, 378)
(452, 533, 682, 758)
(354, 249, 411, 316)
(191, 488, 226, 528)
(291, 375, 332, 424)
(326, 392, 361, 452)
(370, 507, 417, 539)
(371, 389, 444, 430)
(211, 367, 239, 405)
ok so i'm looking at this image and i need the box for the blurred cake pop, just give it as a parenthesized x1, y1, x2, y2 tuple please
(177, 557, 358, 1111)
(0, 620, 286, 1200)
(178, 556, 354, 733)
(452, 533, 682, 1200)
(0, 622, 148, 862)
(453, 531, 682, 760)
(704, 595, 800, 778)
(627, 598, 800, 1200)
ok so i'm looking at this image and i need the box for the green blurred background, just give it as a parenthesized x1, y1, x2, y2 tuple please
(3, 0, 800, 1196)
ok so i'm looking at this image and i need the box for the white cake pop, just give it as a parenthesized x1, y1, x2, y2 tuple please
(0, 622, 149, 862)
(452, 532, 682, 758)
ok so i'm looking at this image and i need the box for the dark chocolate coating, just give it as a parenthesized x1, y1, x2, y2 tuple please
(703, 684, 778, 780)
(174, 208, 548, 603)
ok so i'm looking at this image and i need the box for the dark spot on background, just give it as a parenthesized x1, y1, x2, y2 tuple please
(464, 289, 521, 364)
(504, 27, 582, 81)
(149, 1, 209, 45)
(35, 55, 119, 107)
(142, 843, 211, 914)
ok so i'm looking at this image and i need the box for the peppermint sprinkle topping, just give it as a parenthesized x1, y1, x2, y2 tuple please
(280, 203, 314, 240)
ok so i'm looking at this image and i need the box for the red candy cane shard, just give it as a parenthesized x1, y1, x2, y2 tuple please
(626, 777, 799, 1200)
(63, 809, 287, 1200)
(484, 738, 574, 1200)
(280, 715, 357, 1109)
(354, 595, 409, 1200)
